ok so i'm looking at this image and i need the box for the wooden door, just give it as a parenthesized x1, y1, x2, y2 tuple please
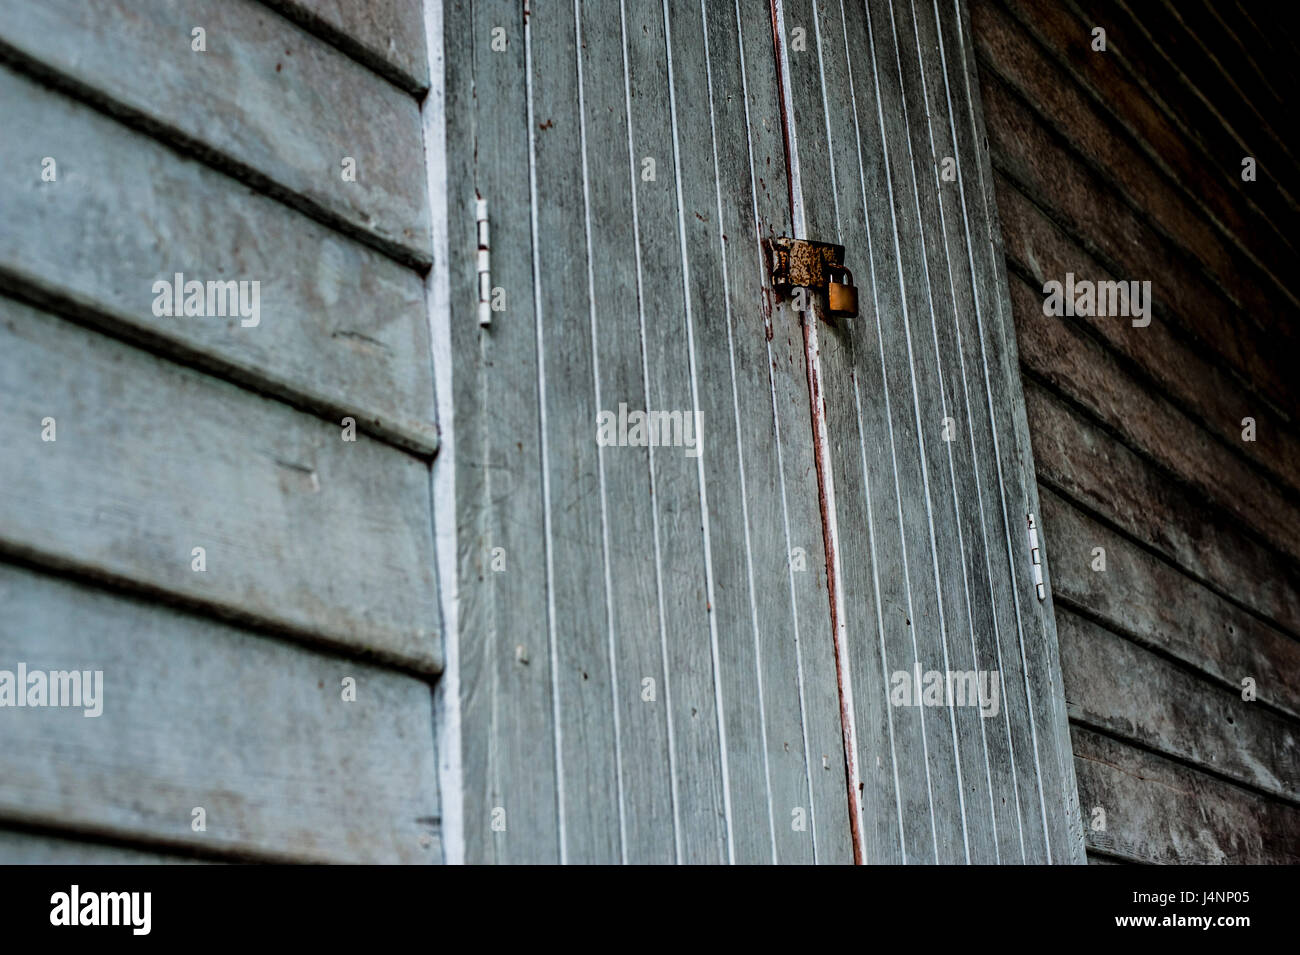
(445, 0, 1082, 864)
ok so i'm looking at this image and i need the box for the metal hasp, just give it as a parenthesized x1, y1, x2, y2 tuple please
(764, 235, 859, 318)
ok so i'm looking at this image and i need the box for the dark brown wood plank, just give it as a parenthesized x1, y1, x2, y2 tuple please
(1025, 378, 1300, 637)
(1060, 609, 1299, 802)
(1073, 727, 1300, 864)
(995, 173, 1300, 501)
(972, 0, 1300, 337)
(1009, 273, 1300, 568)
(993, 0, 1300, 283)
(1040, 487, 1300, 721)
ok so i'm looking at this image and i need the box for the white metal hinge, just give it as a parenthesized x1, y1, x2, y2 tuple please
(1027, 513, 1046, 601)
(476, 196, 491, 327)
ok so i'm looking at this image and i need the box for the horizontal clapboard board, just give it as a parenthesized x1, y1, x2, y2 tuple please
(0, 564, 440, 863)
(0, 297, 441, 673)
(0, 0, 431, 268)
(260, 0, 430, 94)
(0, 64, 436, 455)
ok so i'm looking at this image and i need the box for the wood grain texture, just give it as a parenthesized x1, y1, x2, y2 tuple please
(0, 829, 207, 864)
(1073, 727, 1300, 864)
(980, 65, 1299, 415)
(972, 0, 1299, 330)
(0, 298, 441, 673)
(0, 65, 436, 456)
(573, 0, 675, 864)
(448, 0, 560, 865)
(450, 0, 855, 863)
(773, 0, 1083, 863)
(1025, 379, 1300, 637)
(258, 0, 430, 94)
(727, 0, 854, 864)
(1059, 609, 1299, 802)
(992, 0, 1300, 292)
(977, 0, 1300, 865)
(1010, 275, 1300, 569)
(943, 0, 1085, 864)
(1066, 0, 1300, 248)
(996, 174, 1300, 502)
(1040, 487, 1300, 721)
(529, 1, 623, 864)
(0, 0, 431, 268)
(0, 564, 441, 863)
(621, 0, 727, 865)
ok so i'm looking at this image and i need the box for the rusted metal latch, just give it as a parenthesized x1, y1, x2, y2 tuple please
(764, 236, 859, 318)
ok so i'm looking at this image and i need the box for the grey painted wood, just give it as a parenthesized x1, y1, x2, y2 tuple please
(725, 0, 854, 864)
(911, 0, 1056, 862)
(1026, 379, 1300, 637)
(259, 0, 430, 94)
(620, 0, 727, 864)
(1059, 609, 1299, 803)
(0, 298, 441, 673)
(450, 0, 854, 863)
(0, 564, 441, 863)
(450, 0, 560, 864)
(528, 2, 621, 864)
(0, 65, 437, 457)
(775, 0, 1082, 862)
(783, 0, 914, 866)
(573, 0, 674, 864)
(944, 0, 1085, 864)
(1073, 727, 1300, 864)
(1040, 487, 1300, 721)
(0, 0, 431, 268)
(0, 830, 206, 864)
(887, 0, 1008, 863)
(667, 0, 782, 865)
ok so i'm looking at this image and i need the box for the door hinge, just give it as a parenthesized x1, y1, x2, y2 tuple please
(764, 236, 858, 318)
(1027, 513, 1046, 601)
(476, 196, 491, 327)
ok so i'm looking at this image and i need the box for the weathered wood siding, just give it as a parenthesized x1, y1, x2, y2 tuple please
(972, 0, 1300, 863)
(0, 1, 441, 862)
(447, 0, 1081, 864)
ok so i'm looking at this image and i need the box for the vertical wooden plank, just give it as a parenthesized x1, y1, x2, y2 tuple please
(727, 0, 854, 863)
(623, 0, 729, 864)
(873, 0, 1003, 862)
(452, 0, 560, 864)
(780, 0, 908, 863)
(902, 0, 1032, 862)
(665, 0, 778, 864)
(939, 0, 1085, 862)
(528, 1, 622, 863)
(576, 0, 676, 864)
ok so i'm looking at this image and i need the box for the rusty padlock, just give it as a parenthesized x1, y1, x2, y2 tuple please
(827, 266, 858, 318)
